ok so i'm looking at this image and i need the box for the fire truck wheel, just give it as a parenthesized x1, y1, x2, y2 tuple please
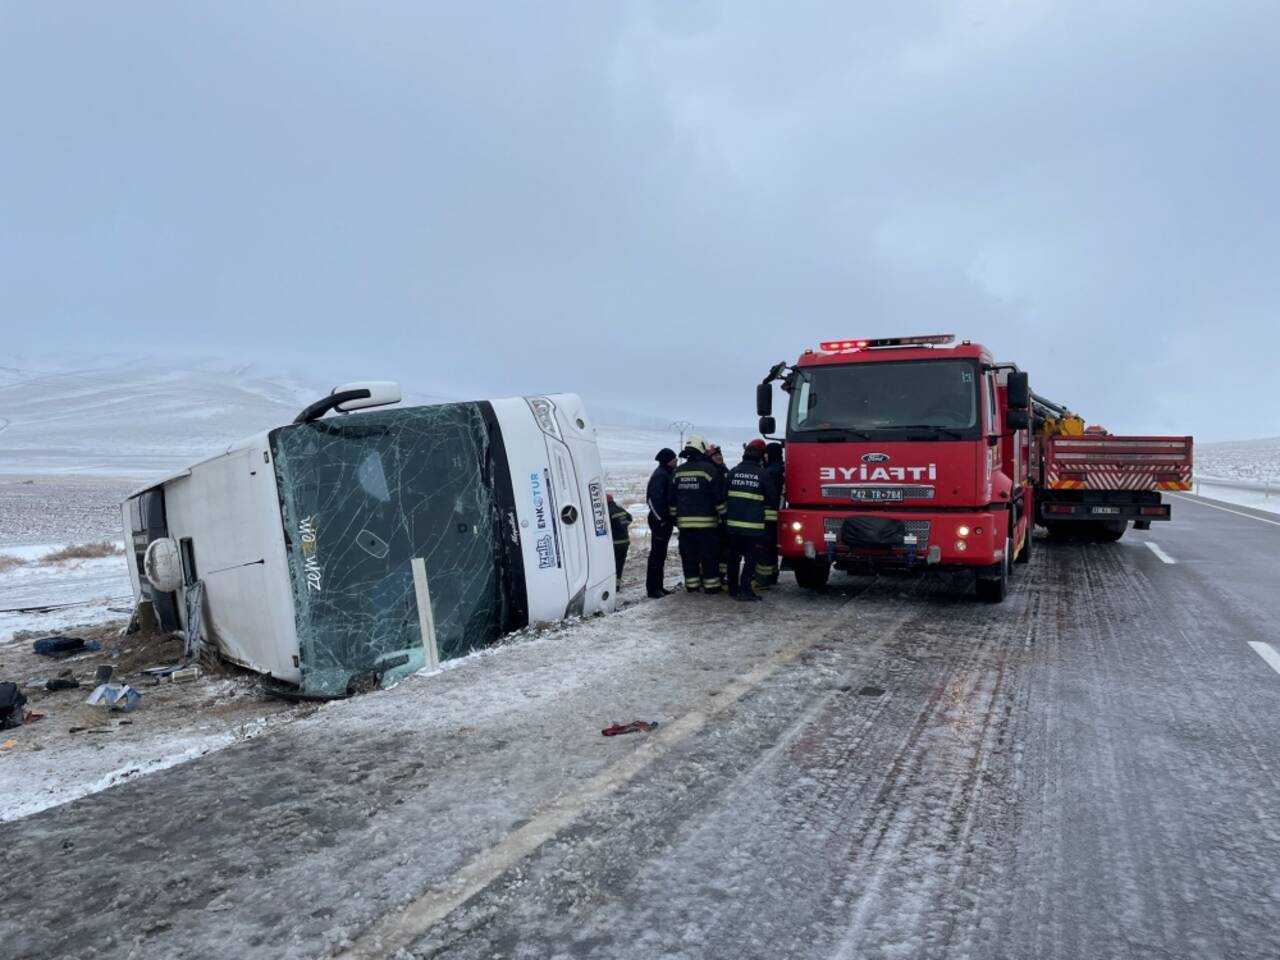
(1015, 520, 1032, 564)
(794, 558, 831, 592)
(975, 538, 1010, 603)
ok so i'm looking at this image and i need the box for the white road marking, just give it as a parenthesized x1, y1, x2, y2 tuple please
(1248, 641, 1280, 678)
(336, 601, 859, 960)
(1168, 493, 1280, 528)
(1144, 542, 1177, 564)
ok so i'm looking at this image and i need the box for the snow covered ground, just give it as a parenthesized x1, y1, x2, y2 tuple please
(1188, 479, 1280, 516)
(1196, 435, 1280, 483)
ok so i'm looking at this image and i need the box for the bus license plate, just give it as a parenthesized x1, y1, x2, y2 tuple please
(852, 488, 904, 502)
(1091, 506, 1120, 515)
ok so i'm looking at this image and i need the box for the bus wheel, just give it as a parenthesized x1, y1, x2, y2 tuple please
(794, 558, 831, 591)
(975, 537, 1010, 603)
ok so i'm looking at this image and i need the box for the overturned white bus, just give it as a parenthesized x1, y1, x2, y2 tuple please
(122, 384, 618, 698)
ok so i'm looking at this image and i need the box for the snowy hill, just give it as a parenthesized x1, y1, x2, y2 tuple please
(0, 363, 752, 478)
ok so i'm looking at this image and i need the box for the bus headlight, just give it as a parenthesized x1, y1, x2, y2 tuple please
(527, 397, 562, 439)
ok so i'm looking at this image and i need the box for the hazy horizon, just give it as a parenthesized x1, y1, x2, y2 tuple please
(4, 3, 1278, 442)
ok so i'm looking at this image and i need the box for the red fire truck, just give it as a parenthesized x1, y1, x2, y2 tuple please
(757, 335, 1034, 602)
(757, 335, 1192, 602)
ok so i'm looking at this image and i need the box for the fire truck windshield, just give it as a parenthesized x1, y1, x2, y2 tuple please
(788, 359, 980, 438)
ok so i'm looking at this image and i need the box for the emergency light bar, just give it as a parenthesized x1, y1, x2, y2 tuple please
(819, 334, 955, 352)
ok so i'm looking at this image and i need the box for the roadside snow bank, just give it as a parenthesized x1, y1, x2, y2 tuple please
(1191, 481, 1280, 516)
(0, 542, 132, 643)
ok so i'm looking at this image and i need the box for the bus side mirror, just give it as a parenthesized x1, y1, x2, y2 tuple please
(756, 382, 773, 416)
(759, 416, 776, 435)
(1006, 409, 1029, 430)
(1006, 371, 1030, 410)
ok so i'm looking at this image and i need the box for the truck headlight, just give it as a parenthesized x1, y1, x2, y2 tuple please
(957, 525, 971, 537)
(790, 521, 803, 532)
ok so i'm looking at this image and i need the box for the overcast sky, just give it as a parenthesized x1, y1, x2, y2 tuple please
(2, 2, 1277, 441)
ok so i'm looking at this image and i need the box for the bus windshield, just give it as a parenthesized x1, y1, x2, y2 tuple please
(788, 359, 980, 438)
(270, 402, 526, 696)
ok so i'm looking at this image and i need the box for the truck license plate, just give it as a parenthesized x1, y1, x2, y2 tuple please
(852, 488, 905, 502)
(1091, 506, 1120, 515)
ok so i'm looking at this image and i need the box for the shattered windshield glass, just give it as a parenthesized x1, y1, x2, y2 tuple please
(270, 402, 527, 696)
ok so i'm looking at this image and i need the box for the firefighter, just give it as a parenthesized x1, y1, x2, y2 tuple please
(607, 494, 633, 587)
(674, 437, 726, 594)
(645, 448, 678, 598)
(706, 443, 730, 591)
(725, 440, 777, 601)
(757, 441, 785, 587)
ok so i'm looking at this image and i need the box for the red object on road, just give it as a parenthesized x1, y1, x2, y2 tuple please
(601, 720, 659, 736)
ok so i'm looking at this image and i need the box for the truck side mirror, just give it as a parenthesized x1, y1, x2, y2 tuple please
(759, 416, 776, 435)
(1006, 409, 1029, 430)
(757, 382, 774, 416)
(1006, 371, 1030, 410)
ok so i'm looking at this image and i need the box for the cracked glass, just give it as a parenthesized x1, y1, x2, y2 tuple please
(270, 403, 527, 696)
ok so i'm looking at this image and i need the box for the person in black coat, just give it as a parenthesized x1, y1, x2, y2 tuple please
(757, 441, 785, 586)
(674, 438, 727, 594)
(607, 494, 633, 587)
(645, 448, 678, 597)
(725, 440, 778, 600)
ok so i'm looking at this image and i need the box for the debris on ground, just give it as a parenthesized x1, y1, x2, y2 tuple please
(84, 683, 141, 713)
(32, 635, 102, 657)
(0, 681, 27, 728)
(601, 720, 660, 736)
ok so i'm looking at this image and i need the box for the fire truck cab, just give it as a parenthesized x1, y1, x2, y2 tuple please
(758, 335, 1034, 602)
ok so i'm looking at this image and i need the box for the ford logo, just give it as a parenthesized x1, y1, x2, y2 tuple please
(862, 452, 890, 463)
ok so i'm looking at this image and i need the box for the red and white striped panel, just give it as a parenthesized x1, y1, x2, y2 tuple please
(1047, 464, 1193, 491)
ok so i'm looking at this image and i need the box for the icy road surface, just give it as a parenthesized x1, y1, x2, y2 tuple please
(3, 494, 1280, 960)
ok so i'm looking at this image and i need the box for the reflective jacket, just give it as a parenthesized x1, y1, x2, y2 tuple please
(725, 458, 778, 537)
(608, 500, 633, 546)
(674, 453, 726, 529)
(763, 460, 784, 523)
(646, 464, 676, 524)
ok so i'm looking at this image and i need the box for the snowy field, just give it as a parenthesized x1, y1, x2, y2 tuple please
(1196, 435, 1280, 483)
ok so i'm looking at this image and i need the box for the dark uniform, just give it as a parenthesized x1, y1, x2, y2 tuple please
(674, 444, 726, 593)
(707, 445, 730, 590)
(607, 495, 632, 585)
(645, 449, 678, 598)
(758, 442, 785, 586)
(725, 441, 778, 600)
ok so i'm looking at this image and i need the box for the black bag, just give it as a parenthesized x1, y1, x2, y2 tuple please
(840, 515, 907, 548)
(0, 681, 27, 730)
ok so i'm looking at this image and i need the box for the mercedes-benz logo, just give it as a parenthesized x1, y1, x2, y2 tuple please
(561, 505, 579, 525)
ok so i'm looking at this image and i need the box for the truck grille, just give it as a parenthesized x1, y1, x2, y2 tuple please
(823, 518, 932, 551)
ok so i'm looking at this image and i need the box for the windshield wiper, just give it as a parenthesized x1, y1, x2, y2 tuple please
(897, 424, 964, 440)
(798, 427, 871, 441)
